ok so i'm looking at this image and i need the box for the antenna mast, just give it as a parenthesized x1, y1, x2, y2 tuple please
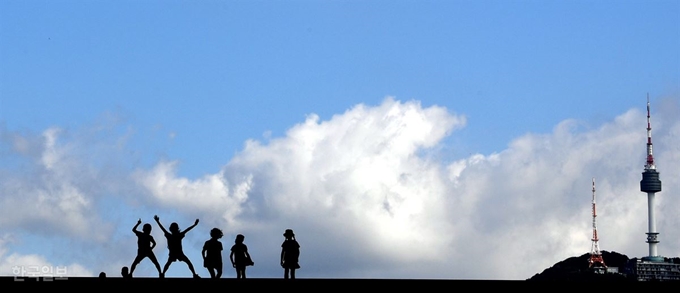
(645, 94, 655, 170)
(589, 178, 607, 268)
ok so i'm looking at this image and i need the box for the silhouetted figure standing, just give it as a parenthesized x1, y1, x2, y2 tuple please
(154, 215, 200, 278)
(121, 266, 131, 279)
(129, 218, 163, 278)
(202, 228, 224, 278)
(280, 229, 300, 279)
(230, 234, 253, 279)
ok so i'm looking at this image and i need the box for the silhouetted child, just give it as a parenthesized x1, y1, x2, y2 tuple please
(129, 218, 163, 278)
(280, 229, 300, 279)
(154, 215, 200, 278)
(230, 234, 253, 279)
(121, 266, 131, 279)
(202, 228, 224, 278)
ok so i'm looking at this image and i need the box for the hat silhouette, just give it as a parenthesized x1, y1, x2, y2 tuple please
(283, 229, 295, 237)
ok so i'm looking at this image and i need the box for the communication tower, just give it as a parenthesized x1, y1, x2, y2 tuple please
(589, 178, 606, 268)
(639, 95, 662, 261)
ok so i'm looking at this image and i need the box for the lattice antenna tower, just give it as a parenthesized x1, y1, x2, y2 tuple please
(589, 178, 607, 268)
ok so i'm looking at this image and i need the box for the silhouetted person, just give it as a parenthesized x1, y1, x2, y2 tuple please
(99, 272, 106, 278)
(129, 218, 163, 278)
(154, 215, 200, 278)
(202, 228, 224, 278)
(230, 234, 253, 279)
(280, 229, 300, 279)
(121, 266, 131, 279)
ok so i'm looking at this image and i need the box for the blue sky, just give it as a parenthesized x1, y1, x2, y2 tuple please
(1, 0, 679, 279)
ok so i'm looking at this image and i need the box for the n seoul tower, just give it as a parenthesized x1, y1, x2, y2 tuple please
(639, 94, 662, 261)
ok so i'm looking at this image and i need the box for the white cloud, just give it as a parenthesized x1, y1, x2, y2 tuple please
(0, 126, 108, 240)
(135, 98, 466, 275)
(134, 160, 251, 228)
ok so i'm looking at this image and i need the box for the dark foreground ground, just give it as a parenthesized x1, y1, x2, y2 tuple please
(1, 276, 675, 288)
(2, 276, 517, 289)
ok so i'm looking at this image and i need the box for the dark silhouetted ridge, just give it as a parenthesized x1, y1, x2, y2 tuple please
(528, 251, 632, 281)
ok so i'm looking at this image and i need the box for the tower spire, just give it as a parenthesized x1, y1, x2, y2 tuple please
(645, 93, 655, 170)
(589, 178, 606, 268)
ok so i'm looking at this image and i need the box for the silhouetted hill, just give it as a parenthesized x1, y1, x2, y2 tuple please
(528, 251, 633, 281)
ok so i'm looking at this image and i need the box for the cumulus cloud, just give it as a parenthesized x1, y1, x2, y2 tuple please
(134, 98, 466, 275)
(443, 113, 642, 278)
(0, 126, 110, 240)
(134, 160, 251, 227)
(0, 118, 139, 277)
(2, 97, 679, 279)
